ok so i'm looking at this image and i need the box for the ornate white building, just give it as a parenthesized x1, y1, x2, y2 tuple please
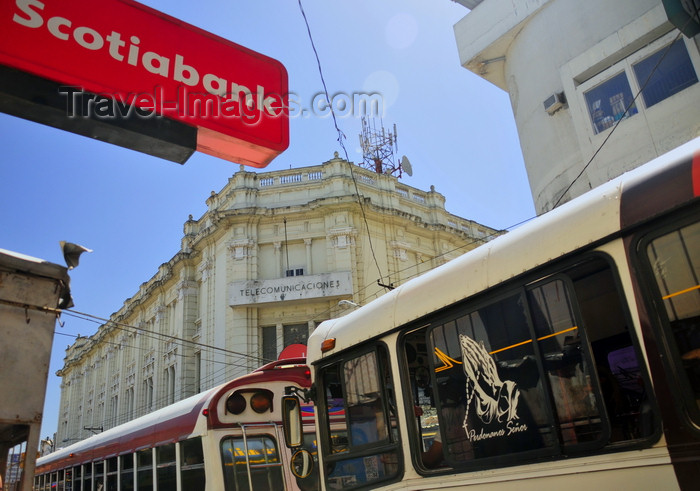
(54, 154, 500, 445)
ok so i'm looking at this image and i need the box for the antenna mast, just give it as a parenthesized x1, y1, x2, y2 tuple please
(359, 117, 408, 177)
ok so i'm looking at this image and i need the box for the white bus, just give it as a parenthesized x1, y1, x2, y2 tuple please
(35, 357, 318, 491)
(283, 138, 700, 490)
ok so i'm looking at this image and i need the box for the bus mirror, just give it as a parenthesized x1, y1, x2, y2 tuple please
(282, 396, 303, 448)
(290, 448, 314, 479)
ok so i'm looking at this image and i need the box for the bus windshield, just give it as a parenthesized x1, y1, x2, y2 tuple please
(317, 346, 400, 489)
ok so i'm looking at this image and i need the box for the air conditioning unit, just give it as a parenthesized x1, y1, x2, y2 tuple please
(543, 92, 567, 115)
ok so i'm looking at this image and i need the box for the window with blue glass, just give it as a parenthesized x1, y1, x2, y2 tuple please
(633, 39, 698, 108)
(584, 72, 638, 134)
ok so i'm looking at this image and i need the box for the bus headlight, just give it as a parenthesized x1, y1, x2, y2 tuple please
(250, 392, 273, 413)
(226, 392, 246, 415)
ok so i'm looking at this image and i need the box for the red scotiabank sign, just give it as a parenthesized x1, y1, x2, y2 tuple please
(0, 0, 289, 167)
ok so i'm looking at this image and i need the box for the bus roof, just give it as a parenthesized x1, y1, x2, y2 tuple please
(309, 137, 700, 360)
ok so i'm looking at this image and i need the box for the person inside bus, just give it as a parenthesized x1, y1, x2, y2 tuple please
(183, 438, 204, 467)
(182, 443, 206, 490)
(422, 379, 473, 468)
(413, 402, 445, 469)
(185, 451, 202, 466)
(421, 430, 444, 468)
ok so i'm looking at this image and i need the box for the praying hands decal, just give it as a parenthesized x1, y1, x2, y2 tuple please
(460, 334, 520, 434)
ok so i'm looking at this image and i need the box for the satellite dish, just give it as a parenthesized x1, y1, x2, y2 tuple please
(401, 155, 413, 176)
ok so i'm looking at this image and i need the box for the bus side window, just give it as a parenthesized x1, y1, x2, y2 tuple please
(84, 462, 93, 491)
(528, 278, 608, 448)
(570, 258, 656, 442)
(136, 449, 152, 489)
(403, 331, 443, 467)
(429, 295, 557, 466)
(119, 454, 133, 491)
(106, 457, 118, 491)
(418, 255, 655, 472)
(643, 219, 700, 423)
(156, 443, 176, 490)
(75, 464, 83, 491)
(180, 437, 205, 490)
(94, 461, 104, 491)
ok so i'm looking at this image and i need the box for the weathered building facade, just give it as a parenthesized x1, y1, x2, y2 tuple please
(54, 155, 500, 445)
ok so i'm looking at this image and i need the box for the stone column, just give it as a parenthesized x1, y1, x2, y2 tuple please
(305, 238, 313, 274)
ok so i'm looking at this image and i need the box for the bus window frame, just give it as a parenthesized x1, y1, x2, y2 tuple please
(94, 459, 105, 490)
(136, 448, 154, 489)
(399, 324, 444, 474)
(398, 251, 659, 475)
(219, 432, 284, 491)
(106, 455, 118, 490)
(180, 436, 206, 490)
(315, 342, 403, 489)
(569, 252, 661, 449)
(83, 461, 93, 490)
(156, 443, 177, 489)
(119, 452, 134, 491)
(529, 272, 619, 452)
(633, 207, 700, 431)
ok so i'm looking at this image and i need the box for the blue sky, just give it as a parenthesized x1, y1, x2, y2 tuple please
(0, 0, 535, 441)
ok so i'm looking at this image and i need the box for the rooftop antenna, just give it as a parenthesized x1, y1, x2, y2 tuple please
(358, 117, 413, 178)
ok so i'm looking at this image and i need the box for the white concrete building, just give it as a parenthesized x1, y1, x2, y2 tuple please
(54, 155, 500, 445)
(453, 0, 700, 213)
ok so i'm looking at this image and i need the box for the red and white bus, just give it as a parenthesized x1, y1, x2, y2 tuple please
(35, 357, 318, 491)
(283, 138, 700, 490)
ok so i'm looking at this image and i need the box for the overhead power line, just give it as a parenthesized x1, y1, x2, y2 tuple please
(296, 0, 386, 288)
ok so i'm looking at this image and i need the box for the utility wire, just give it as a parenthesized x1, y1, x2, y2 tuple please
(53, 327, 259, 435)
(63, 307, 269, 365)
(54, 321, 255, 375)
(54, 330, 244, 375)
(296, 0, 386, 288)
